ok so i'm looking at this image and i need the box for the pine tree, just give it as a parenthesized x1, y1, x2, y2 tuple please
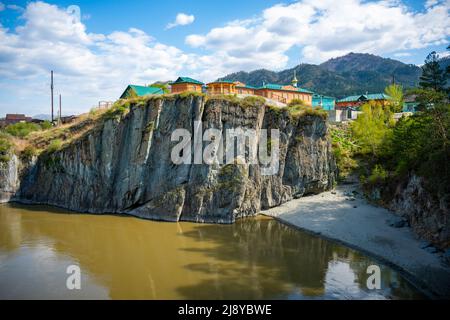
(419, 51, 446, 91)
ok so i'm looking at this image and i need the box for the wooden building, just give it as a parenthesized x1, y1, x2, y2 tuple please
(254, 83, 313, 106)
(336, 93, 390, 109)
(170, 77, 204, 94)
(235, 82, 257, 95)
(206, 80, 237, 95)
(120, 85, 164, 99)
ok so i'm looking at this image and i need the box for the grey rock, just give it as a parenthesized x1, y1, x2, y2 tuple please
(443, 249, 450, 264)
(0, 96, 337, 224)
(388, 174, 450, 249)
(424, 246, 439, 254)
(387, 216, 406, 228)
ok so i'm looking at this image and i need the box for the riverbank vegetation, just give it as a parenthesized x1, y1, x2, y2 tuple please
(332, 50, 449, 201)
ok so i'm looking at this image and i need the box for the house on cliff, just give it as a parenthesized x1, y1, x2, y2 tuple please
(120, 85, 165, 99)
(205, 72, 314, 106)
(170, 77, 204, 94)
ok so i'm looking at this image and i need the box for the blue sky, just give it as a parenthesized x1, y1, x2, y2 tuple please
(0, 0, 449, 116)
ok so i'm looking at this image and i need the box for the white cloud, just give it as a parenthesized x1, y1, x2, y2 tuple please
(393, 52, 412, 57)
(425, 0, 439, 8)
(186, 0, 450, 65)
(0, 1, 194, 115)
(1, 0, 449, 116)
(166, 13, 195, 29)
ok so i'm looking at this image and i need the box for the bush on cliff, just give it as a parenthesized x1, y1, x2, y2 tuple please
(0, 133, 12, 163)
(5, 122, 44, 138)
(287, 103, 328, 120)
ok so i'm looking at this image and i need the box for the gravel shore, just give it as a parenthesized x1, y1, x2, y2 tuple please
(262, 183, 450, 299)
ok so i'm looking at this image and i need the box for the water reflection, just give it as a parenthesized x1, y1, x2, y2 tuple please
(0, 203, 423, 299)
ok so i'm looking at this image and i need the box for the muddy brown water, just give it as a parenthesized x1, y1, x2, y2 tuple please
(0, 203, 424, 299)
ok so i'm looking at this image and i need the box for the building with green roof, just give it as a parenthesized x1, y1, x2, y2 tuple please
(171, 77, 204, 94)
(172, 77, 204, 85)
(312, 94, 336, 111)
(120, 85, 164, 99)
(336, 93, 390, 109)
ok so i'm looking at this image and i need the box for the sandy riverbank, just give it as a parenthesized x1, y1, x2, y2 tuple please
(262, 183, 450, 299)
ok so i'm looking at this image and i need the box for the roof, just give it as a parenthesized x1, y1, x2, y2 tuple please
(235, 84, 257, 89)
(366, 93, 390, 100)
(173, 77, 204, 85)
(312, 94, 336, 100)
(6, 114, 27, 120)
(257, 83, 314, 94)
(337, 93, 390, 103)
(120, 85, 164, 98)
(208, 80, 237, 85)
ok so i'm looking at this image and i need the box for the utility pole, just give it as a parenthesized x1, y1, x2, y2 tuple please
(51, 70, 54, 123)
(59, 94, 62, 125)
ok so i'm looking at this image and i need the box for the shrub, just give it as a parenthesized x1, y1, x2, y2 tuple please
(5, 122, 42, 138)
(241, 96, 265, 108)
(47, 139, 63, 153)
(330, 126, 359, 179)
(287, 103, 328, 120)
(0, 134, 12, 163)
(40, 121, 52, 130)
(21, 145, 37, 161)
(368, 164, 388, 184)
(102, 100, 130, 120)
(288, 99, 309, 107)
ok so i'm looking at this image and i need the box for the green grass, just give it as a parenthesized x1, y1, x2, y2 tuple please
(287, 103, 328, 120)
(178, 91, 206, 99)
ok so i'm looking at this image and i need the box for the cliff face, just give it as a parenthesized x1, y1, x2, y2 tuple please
(388, 175, 450, 249)
(0, 96, 336, 223)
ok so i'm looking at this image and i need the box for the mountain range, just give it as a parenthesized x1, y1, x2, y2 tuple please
(218, 52, 448, 98)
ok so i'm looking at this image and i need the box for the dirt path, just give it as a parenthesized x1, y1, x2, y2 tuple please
(262, 183, 450, 299)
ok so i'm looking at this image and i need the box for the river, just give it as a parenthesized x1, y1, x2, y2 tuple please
(0, 203, 423, 299)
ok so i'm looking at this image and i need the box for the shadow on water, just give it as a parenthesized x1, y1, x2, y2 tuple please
(0, 203, 423, 299)
(174, 217, 422, 299)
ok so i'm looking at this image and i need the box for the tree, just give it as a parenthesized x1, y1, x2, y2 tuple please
(410, 88, 447, 111)
(351, 101, 393, 157)
(385, 84, 403, 113)
(149, 82, 170, 94)
(446, 45, 450, 79)
(419, 51, 446, 91)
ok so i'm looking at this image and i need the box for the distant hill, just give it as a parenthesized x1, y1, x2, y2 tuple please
(218, 52, 424, 98)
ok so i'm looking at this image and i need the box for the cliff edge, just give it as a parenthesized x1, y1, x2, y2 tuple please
(0, 94, 336, 223)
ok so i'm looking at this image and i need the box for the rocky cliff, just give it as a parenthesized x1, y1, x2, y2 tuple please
(0, 95, 336, 223)
(388, 175, 450, 250)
